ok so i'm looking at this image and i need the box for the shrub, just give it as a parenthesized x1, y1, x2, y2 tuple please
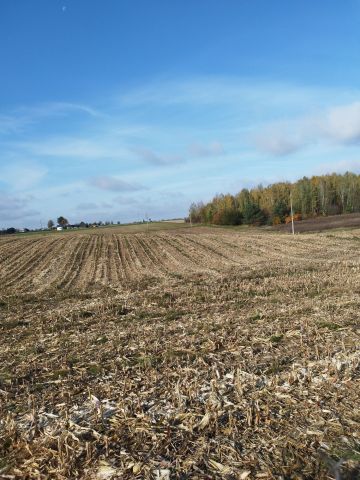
(272, 216, 282, 226)
(285, 213, 302, 224)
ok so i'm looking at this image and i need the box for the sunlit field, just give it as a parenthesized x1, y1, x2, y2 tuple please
(1, 226, 359, 479)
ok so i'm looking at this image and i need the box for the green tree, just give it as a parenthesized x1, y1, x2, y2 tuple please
(47, 219, 54, 229)
(243, 202, 267, 225)
(57, 216, 69, 227)
(272, 199, 289, 223)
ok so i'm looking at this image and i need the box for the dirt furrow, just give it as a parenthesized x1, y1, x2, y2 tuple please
(60, 235, 94, 289)
(114, 235, 133, 280)
(153, 234, 206, 274)
(0, 237, 46, 276)
(131, 235, 165, 276)
(103, 235, 121, 284)
(55, 236, 91, 289)
(122, 236, 143, 278)
(1, 237, 61, 289)
(75, 234, 100, 288)
(138, 235, 174, 275)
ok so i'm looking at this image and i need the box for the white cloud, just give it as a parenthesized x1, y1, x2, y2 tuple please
(0, 102, 101, 136)
(120, 76, 332, 109)
(314, 159, 360, 175)
(15, 137, 129, 160)
(14, 102, 101, 119)
(76, 202, 99, 210)
(0, 162, 48, 190)
(254, 126, 304, 155)
(0, 193, 40, 224)
(2, 76, 360, 226)
(325, 102, 360, 143)
(0, 115, 25, 134)
(255, 100, 360, 156)
(188, 141, 224, 157)
(88, 175, 145, 192)
(133, 147, 182, 165)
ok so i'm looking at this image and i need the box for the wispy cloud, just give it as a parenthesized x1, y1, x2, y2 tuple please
(26, 138, 108, 158)
(0, 115, 25, 134)
(20, 102, 101, 118)
(325, 102, 360, 143)
(0, 193, 40, 223)
(120, 76, 326, 109)
(254, 127, 303, 156)
(2, 76, 360, 227)
(188, 141, 224, 157)
(134, 147, 182, 165)
(0, 102, 101, 136)
(314, 159, 360, 175)
(14, 137, 130, 160)
(88, 175, 145, 192)
(76, 202, 99, 211)
(255, 101, 360, 156)
(0, 162, 48, 190)
(119, 77, 360, 121)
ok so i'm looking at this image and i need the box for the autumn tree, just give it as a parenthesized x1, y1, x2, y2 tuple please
(188, 172, 360, 226)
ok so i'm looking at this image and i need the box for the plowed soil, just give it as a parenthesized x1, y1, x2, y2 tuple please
(274, 212, 360, 233)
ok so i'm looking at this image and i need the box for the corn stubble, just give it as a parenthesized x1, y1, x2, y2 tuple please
(0, 227, 359, 479)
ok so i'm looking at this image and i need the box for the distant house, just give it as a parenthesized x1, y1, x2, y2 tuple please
(56, 226, 63, 231)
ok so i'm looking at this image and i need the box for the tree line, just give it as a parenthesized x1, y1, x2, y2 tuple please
(47, 217, 122, 229)
(188, 172, 360, 226)
(0, 217, 123, 235)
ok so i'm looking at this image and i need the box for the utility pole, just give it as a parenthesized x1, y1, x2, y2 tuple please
(290, 192, 295, 236)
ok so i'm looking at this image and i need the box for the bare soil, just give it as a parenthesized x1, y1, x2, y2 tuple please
(274, 212, 360, 233)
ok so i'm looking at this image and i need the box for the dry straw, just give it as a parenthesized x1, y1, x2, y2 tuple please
(0, 227, 359, 478)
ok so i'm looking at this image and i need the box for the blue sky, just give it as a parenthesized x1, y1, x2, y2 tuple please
(1, 1, 360, 227)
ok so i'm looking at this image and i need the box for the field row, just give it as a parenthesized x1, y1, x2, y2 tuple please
(1, 229, 359, 292)
(1, 227, 360, 478)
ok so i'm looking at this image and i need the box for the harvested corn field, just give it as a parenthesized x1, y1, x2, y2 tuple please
(0, 226, 359, 479)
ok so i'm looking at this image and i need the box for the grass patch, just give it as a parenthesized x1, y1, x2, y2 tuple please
(1, 319, 29, 330)
(87, 364, 103, 376)
(132, 355, 161, 368)
(164, 310, 184, 321)
(51, 369, 70, 379)
(135, 310, 162, 321)
(78, 310, 95, 318)
(270, 333, 284, 343)
(317, 321, 341, 330)
(95, 335, 108, 344)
